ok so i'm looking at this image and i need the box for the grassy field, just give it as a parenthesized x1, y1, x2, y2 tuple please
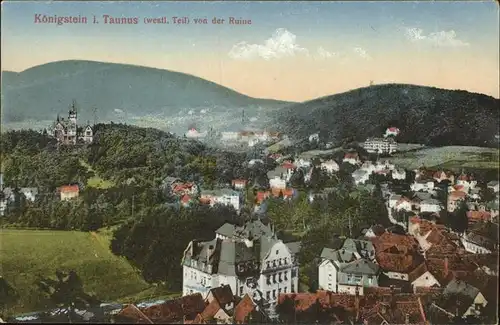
(390, 146, 499, 170)
(0, 229, 172, 316)
(79, 159, 115, 189)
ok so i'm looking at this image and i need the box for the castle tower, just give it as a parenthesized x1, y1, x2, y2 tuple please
(68, 100, 77, 124)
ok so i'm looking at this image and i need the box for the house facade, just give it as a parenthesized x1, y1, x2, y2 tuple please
(318, 239, 379, 295)
(362, 138, 397, 155)
(200, 189, 241, 212)
(59, 185, 79, 201)
(181, 220, 300, 311)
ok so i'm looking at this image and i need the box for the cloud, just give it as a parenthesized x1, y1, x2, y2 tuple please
(228, 28, 309, 60)
(315, 47, 338, 59)
(404, 27, 469, 47)
(353, 47, 372, 60)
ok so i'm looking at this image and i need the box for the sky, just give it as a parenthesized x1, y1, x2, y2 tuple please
(2, 1, 499, 101)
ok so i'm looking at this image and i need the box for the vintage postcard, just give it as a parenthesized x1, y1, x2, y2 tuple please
(0, 1, 499, 324)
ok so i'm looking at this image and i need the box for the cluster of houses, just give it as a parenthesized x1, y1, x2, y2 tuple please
(172, 143, 499, 323)
(185, 126, 281, 148)
(0, 174, 85, 216)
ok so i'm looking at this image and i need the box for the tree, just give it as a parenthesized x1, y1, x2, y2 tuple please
(36, 270, 100, 323)
(0, 276, 18, 315)
(450, 200, 469, 233)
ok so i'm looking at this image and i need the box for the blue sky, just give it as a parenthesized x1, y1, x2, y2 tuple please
(2, 1, 498, 100)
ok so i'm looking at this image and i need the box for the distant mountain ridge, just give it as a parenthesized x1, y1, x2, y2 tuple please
(1, 60, 291, 124)
(269, 84, 500, 148)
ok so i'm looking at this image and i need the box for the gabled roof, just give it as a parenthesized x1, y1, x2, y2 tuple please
(141, 293, 205, 323)
(233, 294, 256, 323)
(216, 223, 236, 238)
(443, 278, 480, 300)
(408, 262, 431, 283)
(200, 299, 221, 321)
(376, 251, 424, 274)
(340, 259, 379, 275)
(449, 191, 466, 199)
(208, 284, 234, 306)
(59, 185, 79, 193)
(115, 304, 153, 324)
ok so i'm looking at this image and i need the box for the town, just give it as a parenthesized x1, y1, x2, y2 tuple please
(1, 103, 498, 324)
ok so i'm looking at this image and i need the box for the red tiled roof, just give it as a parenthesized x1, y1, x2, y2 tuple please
(282, 162, 296, 169)
(173, 183, 195, 193)
(364, 287, 402, 296)
(255, 191, 270, 203)
(232, 179, 247, 185)
(449, 191, 466, 199)
(457, 174, 470, 181)
(116, 304, 154, 324)
(200, 299, 221, 321)
(199, 197, 211, 204)
(361, 296, 427, 325)
(233, 294, 256, 323)
(376, 252, 423, 273)
(180, 293, 207, 317)
(141, 293, 205, 323)
(408, 262, 430, 283)
(278, 293, 318, 312)
(59, 185, 79, 193)
(387, 127, 399, 132)
(371, 232, 419, 253)
(467, 211, 491, 222)
(344, 152, 359, 159)
(181, 195, 191, 204)
(396, 197, 412, 205)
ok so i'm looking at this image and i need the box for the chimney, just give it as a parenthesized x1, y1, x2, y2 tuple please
(444, 257, 449, 277)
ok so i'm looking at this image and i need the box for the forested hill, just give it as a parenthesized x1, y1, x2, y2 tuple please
(0, 123, 247, 192)
(1, 60, 291, 123)
(269, 84, 500, 147)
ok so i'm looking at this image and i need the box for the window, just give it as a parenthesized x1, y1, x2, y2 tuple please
(284, 287, 288, 293)
(278, 272, 282, 282)
(273, 274, 276, 283)
(291, 283, 295, 293)
(273, 290, 276, 298)
(284, 271, 288, 281)
(328, 273, 332, 279)
(266, 291, 270, 300)
(266, 275, 271, 285)
(276, 250, 279, 255)
(475, 304, 481, 310)
(347, 274, 353, 283)
(328, 283, 332, 290)
(278, 288, 282, 295)
(240, 286, 244, 296)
